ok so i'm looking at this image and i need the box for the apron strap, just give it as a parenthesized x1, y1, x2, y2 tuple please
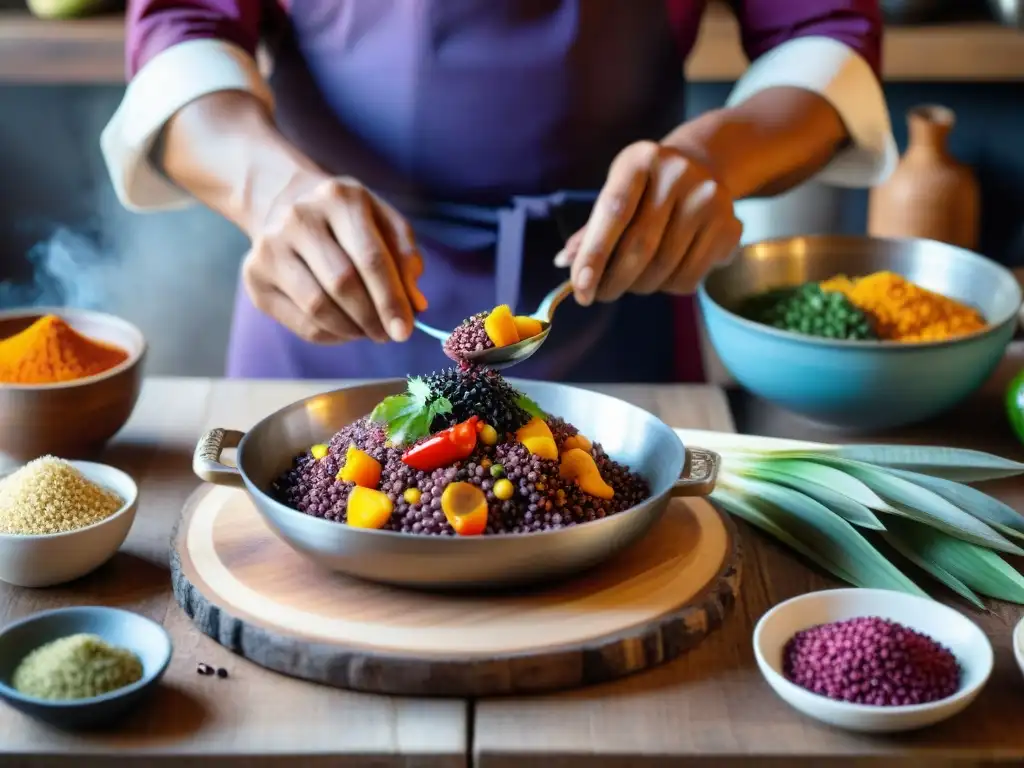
(393, 190, 600, 315)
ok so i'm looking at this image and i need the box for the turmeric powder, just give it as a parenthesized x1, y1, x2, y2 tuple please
(0, 314, 129, 384)
(819, 271, 987, 343)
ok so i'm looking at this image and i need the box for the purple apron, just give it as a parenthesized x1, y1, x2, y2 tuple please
(226, 1, 686, 382)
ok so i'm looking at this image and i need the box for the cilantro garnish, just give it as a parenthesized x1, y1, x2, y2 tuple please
(370, 376, 452, 446)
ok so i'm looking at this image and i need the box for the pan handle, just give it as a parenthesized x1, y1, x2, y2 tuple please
(193, 428, 247, 489)
(671, 446, 720, 498)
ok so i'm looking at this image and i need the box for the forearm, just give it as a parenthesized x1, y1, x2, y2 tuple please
(160, 91, 324, 234)
(662, 86, 849, 200)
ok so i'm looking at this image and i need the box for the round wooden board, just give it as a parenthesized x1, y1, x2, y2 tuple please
(171, 485, 742, 697)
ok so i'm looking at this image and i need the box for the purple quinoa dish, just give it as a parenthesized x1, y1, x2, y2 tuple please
(442, 311, 494, 361)
(270, 365, 651, 536)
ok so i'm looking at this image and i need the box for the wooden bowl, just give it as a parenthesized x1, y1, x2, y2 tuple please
(0, 308, 145, 464)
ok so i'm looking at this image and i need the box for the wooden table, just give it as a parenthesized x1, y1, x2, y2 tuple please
(0, 368, 1022, 766)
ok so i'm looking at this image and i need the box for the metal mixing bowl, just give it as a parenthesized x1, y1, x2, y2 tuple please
(698, 235, 1022, 430)
(192, 380, 719, 590)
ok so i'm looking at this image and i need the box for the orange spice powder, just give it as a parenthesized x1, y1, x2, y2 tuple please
(0, 314, 129, 384)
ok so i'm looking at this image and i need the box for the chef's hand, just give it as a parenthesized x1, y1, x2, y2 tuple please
(555, 140, 742, 305)
(242, 174, 427, 344)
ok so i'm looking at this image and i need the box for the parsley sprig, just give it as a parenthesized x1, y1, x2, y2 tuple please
(369, 376, 452, 446)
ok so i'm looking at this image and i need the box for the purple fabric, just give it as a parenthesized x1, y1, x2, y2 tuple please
(125, 0, 884, 381)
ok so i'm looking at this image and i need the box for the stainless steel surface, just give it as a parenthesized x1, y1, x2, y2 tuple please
(990, 0, 1024, 27)
(193, 379, 718, 590)
(703, 234, 1023, 348)
(412, 279, 574, 370)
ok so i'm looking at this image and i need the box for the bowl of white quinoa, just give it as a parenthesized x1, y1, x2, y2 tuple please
(0, 456, 138, 587)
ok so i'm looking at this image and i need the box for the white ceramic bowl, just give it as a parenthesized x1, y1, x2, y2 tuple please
(1011, 615, 1024, 679)
(0, 461, 138, 587)
(753, 588, 993, 733)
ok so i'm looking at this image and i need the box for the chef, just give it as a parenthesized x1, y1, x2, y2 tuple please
(101, 1, 896, 381)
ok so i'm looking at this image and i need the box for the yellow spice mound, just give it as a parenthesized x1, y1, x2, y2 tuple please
(0, 456, 124, 535)
(819, 271, 987, 343)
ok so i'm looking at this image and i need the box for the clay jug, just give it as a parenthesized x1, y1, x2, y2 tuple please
(868, 105, 980, 250)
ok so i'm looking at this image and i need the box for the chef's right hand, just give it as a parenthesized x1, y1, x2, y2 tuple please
(242, 175, 428, 344)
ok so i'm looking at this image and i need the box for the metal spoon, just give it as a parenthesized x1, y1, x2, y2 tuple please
(414, 279, 574, 370)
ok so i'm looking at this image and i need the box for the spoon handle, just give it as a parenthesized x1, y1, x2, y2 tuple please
(533, 279, 574, 323)
(413, 318, 451, 342)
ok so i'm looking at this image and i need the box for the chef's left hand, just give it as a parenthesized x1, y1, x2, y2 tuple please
(555, 140, 743, 306)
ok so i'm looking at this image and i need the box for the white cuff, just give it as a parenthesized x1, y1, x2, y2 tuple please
(726, 36, 898, 189)
(100, 39, 274, 212)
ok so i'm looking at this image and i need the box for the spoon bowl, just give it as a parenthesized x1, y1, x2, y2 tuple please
(414, 279, 572, 369)
(463, 323, 551, 370)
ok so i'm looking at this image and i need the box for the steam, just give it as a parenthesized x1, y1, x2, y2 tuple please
(0, 226, 112, 310)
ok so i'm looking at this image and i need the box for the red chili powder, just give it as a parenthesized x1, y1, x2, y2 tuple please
(782, 616, 960, 706)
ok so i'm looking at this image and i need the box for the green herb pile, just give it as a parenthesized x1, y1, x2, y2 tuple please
(738, 283, 877, 341)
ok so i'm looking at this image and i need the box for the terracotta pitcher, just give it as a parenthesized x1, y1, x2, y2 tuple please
(868, 105, 980, 250)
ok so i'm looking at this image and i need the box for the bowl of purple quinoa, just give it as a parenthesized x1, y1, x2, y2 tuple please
(192, 364, 720, 590)
(753, 588, 993, 733)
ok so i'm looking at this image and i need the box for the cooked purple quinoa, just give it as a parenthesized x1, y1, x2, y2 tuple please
(443, 312, 494, 362)
(269, 413, 651, 536)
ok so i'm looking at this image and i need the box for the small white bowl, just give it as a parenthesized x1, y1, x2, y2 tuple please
(0, 461, 138, 588)
(1010, 616, 1024, 678)
(753, 588, 993, 733)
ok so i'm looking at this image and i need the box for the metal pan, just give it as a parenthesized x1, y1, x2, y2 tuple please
(193, 379, 719, 590)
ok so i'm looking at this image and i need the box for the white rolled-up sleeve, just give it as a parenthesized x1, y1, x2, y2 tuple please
(726, 36, 898, 188)
(100, 39, 274, 212)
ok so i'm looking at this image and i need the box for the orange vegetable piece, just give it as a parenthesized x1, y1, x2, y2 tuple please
(516, 417, 558, 460)
(338, 444, 382, 488)
(440, 481, 488, 536)
(346, 487, 394, 529)
(483, 305, 520, 348)
(516, 416, 553, 442)
(559, 448, 614, 500)
(513, 315, 543, 340)
(562, 433, 592, 453)
(521, 435, 558, 461)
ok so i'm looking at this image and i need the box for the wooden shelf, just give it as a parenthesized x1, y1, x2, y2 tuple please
(0, 6, 1023, 85)
(687, 4, 1024, 82)
(0, 12, 124, 84)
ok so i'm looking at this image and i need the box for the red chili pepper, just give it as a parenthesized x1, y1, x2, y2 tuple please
(401, 416, 479, 471)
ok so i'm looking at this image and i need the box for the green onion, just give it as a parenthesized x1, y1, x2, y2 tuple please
(676, 428, 1024, 604)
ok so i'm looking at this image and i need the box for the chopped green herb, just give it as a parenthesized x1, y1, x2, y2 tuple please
(370, 378, 452, 446)
(515, 392, 546, 419)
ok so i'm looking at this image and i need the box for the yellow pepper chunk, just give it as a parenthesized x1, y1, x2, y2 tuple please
(338, 444, 382, 488)
(311, 443, 329, 460)
(561, 433, 592, 454)
(559, 448, 614, 500)
(483, 305, 520, 347)
(516, 417, 557, 460)
(346, 487, 394, 529)
(513, 315, 543, 339)
(403, 487, 422, 505)
(522, 436, 558, 461)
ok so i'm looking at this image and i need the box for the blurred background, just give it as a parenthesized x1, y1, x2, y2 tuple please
(0, 0, 1021, 377)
